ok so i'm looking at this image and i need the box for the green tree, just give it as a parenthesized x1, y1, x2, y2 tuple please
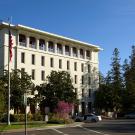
(1, 69, 33, 114)
(0, 79, 6, 114)
(110, 48, 123, 116)
(36, 71, 76, 113)
(122, 46, 135, 112)
(95, 71, 113, 113)
(95, 48, 123, 117)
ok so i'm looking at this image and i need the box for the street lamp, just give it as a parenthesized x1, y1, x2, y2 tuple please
(24, 92, 27, 135)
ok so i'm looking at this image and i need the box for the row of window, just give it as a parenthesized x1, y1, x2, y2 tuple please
(74, 75, 91, 85)
(21, 68, 45, 81)
(75, 88, 92, 99)
(21, 52, 91, 72)
(19, 34, 92, 60)
(21, 68, 92, 86)
(82, 89, 91, 97)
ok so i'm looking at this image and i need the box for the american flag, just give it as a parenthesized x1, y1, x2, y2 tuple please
(9, 30, 13, 62)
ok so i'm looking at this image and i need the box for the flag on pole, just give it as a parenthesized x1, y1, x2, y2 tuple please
(9, 30, 13, 62)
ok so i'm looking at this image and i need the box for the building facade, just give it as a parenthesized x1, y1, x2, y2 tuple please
(0, 22, 101, 114)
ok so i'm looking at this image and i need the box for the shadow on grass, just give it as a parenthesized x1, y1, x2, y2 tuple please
(0, 122, 48, 134)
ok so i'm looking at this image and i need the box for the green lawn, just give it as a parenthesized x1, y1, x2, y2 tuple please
(0, 122, 64, 132)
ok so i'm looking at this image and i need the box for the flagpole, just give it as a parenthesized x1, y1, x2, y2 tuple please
(7, 18, 11, 125)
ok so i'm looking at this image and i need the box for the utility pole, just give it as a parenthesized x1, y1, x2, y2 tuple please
(7, 17, 12, 125)
(24, 92, 27, 135)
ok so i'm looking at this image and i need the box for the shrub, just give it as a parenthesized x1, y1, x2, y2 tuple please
(13, 114, 25, 122)
(32, 113, 44, 121)
(47, 113, 74, 124)
(47, 119, 64, 124)
(1, 114, 17, 122)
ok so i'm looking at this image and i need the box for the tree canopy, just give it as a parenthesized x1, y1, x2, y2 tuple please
(0, 69, 33, 114)
(36, 71, 76, 113)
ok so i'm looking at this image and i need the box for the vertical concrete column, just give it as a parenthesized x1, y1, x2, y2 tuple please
(70, 46, 73, 57)
(46, 41, 48, 52)
(17, 32, 19, 47)
(36, 38, 39, 50)
(26, 36, 29, 48)
(62, 44, 65, 55)
(84, 49, 86, 59)
(54, 42, 57, 53)
(77, 48, 80, 58)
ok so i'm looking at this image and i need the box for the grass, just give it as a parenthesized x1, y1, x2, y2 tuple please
(0, 122, 64, 132)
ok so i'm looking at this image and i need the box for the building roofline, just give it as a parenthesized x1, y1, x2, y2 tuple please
(0, 22, 103, 51)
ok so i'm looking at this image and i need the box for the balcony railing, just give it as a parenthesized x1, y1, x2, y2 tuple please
(57, 49, 62, 54)
(29, 44, 36, 49)
(86, 56, 91, 60)
(73, 53, 77, 57)
(65, 51, 70, 56)
(19, 42, 26, 47)
(48, 48, 54, 53)
(39, 44, 46, 51)
(80, 55, 84, 59)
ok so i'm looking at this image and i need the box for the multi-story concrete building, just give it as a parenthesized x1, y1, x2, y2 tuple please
(0, 22, 101, 114)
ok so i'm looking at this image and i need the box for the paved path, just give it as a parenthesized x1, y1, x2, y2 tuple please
(1, 119, 135, 135)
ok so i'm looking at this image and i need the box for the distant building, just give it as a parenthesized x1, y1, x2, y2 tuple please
(0, 22, 101, 114)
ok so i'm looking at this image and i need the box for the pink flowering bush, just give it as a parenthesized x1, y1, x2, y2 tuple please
(54, 101, 73, 119)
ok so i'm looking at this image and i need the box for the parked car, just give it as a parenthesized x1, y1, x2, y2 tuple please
(124, 113, 135, 119)
(84, 114, 102, 122)
(74, 113, 102, 122)
(74, 115, 84, 122)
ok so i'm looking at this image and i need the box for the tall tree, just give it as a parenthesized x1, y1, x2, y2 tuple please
(122, 59, 130, 88)
(122, 46, 135, 112)
(95, 71, 113, 113)
(110, 48, 123, 116)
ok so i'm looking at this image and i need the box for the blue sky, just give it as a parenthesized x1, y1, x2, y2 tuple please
(1, 0, 135, 76)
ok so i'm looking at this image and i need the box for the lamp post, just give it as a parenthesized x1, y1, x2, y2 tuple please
(24, 92, 27, 135)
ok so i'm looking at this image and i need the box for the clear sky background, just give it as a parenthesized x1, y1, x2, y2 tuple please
(0, 0, 135, 76)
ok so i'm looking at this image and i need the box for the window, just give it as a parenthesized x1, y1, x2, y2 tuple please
(88, 77, 91, 85)
(75, 88, 78, 99)
(89, 89, 91, 97)
(41, 70, 45, 81)
(21, 52, 25, 63)
(88, 64, 91, 73)
(21, 68, 25, 72)
(65, 45, 70, 56)
(59, 59, 62, 69)
(82, 76, 84, 84)
(21, 68, 25, 78)
(32, 54, 35, 65)
(50, 58, 54, 67)
(48, 41, 54, 52)
(32, 69, 35, 80)
(19, 34, 26, 47)
(86, 50, 91, 59)
(81, 63, 84, 72)
(41, 56, 45, 66)
(39, 39, 45, 50)
(67, 61, 70, 70)
(75, 75, 77, 84)
(73, 47, 77, 57)
(57, 43, 62, 54)
(88, 102, 92, 113)
(74, 62, 77, 71)
(80, 49, 84, 58)
(29, 37, 36, 49)
(82, 89, 84, 97)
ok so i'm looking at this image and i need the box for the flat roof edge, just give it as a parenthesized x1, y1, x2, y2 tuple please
(0, 22, 103, 50)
